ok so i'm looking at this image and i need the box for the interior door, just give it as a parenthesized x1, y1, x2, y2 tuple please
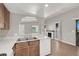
(76, 20, 79, 46)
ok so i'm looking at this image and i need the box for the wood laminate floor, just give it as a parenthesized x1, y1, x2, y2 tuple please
(50, 39, 79, 56)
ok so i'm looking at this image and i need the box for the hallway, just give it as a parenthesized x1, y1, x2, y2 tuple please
(50, 40, 79, 56)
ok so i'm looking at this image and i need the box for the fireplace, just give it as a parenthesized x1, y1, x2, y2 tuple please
(48, 33, 52, 38)
(47, 30, 55, 39)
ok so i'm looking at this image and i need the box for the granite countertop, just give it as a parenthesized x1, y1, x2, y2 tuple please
(16, 38, 39, 43)
(16, 36, 50, 43)
(0, 37, 18, 56)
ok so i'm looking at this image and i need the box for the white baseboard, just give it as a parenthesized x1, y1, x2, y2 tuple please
(56, 39, 76, 46)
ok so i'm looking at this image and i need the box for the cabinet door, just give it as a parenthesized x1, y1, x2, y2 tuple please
(15, 47, 29, 56)
(15, 42, 29, 56)
(29, 44, 39, 56)
(0, 4, 4, 28)
(29, 40, 40, 56)
(0, 3, 10, 29)
(4, 5, 10, 29)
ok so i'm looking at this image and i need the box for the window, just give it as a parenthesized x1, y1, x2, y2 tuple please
(32, 26, 39, 33)
(19, 24, 25, 35)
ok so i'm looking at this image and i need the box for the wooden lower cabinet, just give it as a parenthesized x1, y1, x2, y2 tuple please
(13, 40, 40, 56)
(29, 41, 40, 56)
(15, 42, 29, 56)
(15, 47, 29, 56)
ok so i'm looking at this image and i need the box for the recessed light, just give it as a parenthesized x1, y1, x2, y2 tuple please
(45, 4, 48, 7)
(31, 11, 36, 14)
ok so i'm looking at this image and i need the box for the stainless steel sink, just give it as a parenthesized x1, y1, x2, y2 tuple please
(17, 38, 28, 41)
(17, 37, 33, 41)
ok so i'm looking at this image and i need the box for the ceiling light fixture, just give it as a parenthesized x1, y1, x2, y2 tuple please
(21, 17, 37, 22)
(45, 4, 48, 7)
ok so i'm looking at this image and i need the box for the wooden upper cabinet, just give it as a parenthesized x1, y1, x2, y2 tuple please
(0, 3, 10, 30)
(0, 4, 4, 28)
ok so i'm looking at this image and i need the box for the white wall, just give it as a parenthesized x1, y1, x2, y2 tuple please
(45, 7, 79, 46)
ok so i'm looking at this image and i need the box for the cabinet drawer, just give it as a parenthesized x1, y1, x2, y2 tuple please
(15, 42, 28, 49)
(29, 40, 39, 46)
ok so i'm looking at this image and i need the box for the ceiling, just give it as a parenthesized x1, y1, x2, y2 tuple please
(4, 3, 79, 19)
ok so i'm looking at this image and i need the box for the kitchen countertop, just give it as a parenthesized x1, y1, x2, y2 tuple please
(16, 39, 39, 43)
(0, 37, 18, 56)
(16, 35, 50, 43)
